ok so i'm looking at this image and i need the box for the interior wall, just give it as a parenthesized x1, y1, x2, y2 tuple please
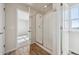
(36, 13, 43, 44)
(34, 4, 61, 55)
(43, 4, 62, 55)
(5, 4, 31, 52)
(35, 12, 54, 54)
(30, 15, 36, 44)
(43, 10, 57, 54)
(5, 4, 17, 52)
(69, 31, 79, 54)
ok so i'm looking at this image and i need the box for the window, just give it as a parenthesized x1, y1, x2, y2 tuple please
(17, 9, 29, 36)
(72, 20, 79, 29)
(63, 9, 69, 31)
(70, 5, 79, 29)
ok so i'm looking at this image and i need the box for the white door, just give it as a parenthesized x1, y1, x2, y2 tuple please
(36, 13, 43, 44)
(62, 4, 70, 55)
(0, 3, 5, 55)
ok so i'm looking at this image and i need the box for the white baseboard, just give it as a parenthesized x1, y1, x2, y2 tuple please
(35, 42, 53, 55)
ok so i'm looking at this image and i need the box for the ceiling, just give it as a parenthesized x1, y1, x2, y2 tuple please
(24, 3, 78, 14)
(26, 3, 52, 14)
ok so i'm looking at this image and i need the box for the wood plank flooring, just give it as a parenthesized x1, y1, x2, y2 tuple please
(6, 43, 50, 55)
(30, 43, 50, 55)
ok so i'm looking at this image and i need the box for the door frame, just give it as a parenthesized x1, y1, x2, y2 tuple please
(56, 3, 70, 55)
(61, 3, 70, 55)
(0, 3, 5, 55)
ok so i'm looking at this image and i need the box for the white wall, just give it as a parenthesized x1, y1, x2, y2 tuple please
(35, 12, 54, 54)
(43, 11, 58, 54)
(30, 15, 36, 44)
(69, 31, 79, 54)
(34, 4, 62, 55)
(43, 4, 62, 55)
(5, 4, 31, 52)
(36, 13, 43, 44)
(5, 4, 17, 52)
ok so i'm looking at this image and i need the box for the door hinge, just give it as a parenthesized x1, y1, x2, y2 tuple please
(4, 8, 5, 11)
(60, 26, 63, 30)
(61, 51, 63, 54)
(4, 27, 5, 30)
(60, 3, 63, 6)
(4, 44, 5, 48)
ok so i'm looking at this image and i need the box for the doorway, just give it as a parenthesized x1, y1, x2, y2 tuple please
(16, 8, 30, 54)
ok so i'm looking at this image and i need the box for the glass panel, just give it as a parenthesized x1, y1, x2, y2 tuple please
(63, 7, 69, 31)
(72, 19, 79, 28)
(63, 20, 69, 31)
(70, 7, 79, 19)
(63, 10, 69, 20)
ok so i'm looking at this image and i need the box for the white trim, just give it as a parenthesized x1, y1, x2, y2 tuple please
(35, 42, 53, 55)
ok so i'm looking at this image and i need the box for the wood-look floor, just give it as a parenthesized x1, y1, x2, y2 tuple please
(30, 43, 50, 55)
(6, 43, 50, 55)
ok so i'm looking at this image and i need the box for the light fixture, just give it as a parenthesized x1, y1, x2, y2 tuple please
(44, 5, 47, 8)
